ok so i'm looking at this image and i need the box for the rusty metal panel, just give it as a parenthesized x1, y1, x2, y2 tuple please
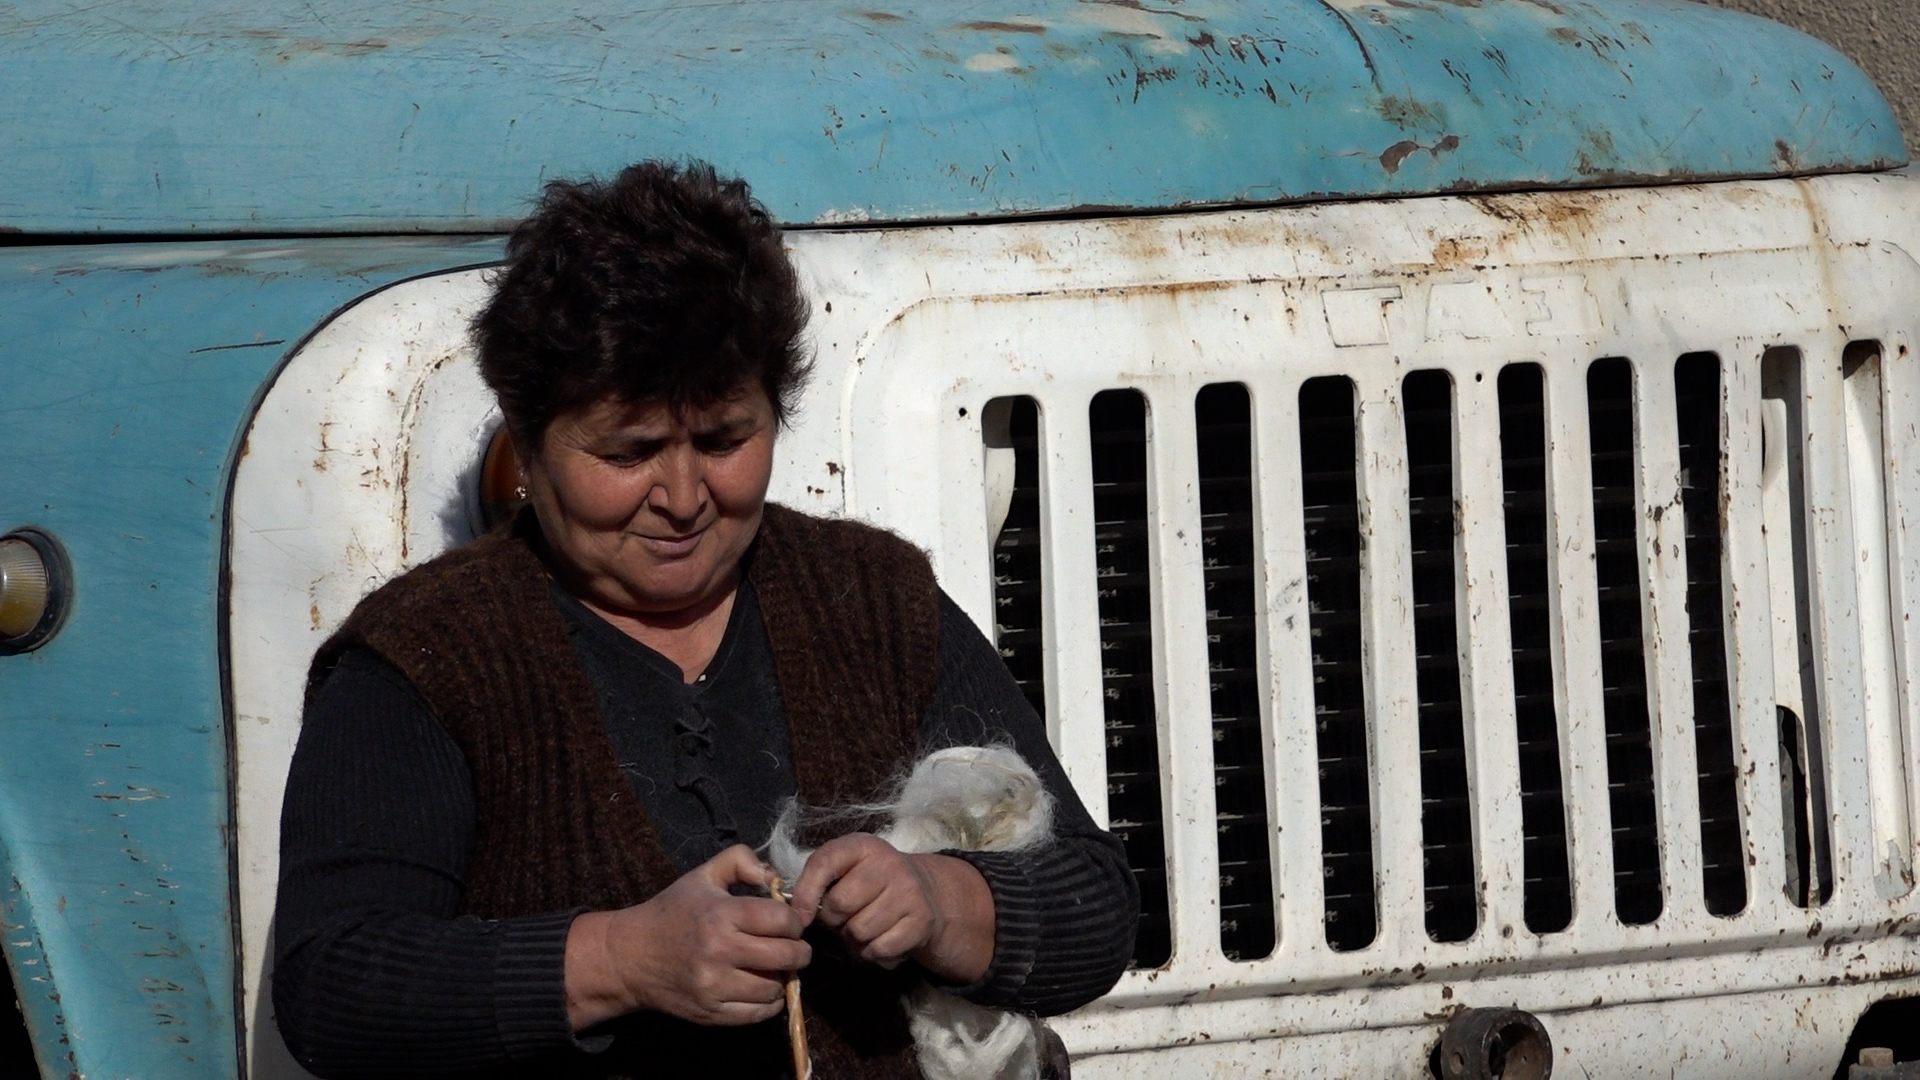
(0, 0, 1906, 234)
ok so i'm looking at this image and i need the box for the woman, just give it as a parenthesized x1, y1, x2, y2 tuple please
(273, 161, 1137, 1078)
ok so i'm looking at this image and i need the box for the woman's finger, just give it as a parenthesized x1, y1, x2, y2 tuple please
(729, 932, 812, 974)
(859, 920, 931, 964)
(710, 967, 788, 1006)
(731, 895, 807, 940)
(815, 863, 892, 929)
(702, 843, 776, 890)
(838, 890, 915, 948)
(790, 833, 884, 919)
(711, 1000, 788, 1027)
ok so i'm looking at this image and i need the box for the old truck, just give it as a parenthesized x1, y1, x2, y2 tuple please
(2, 0, 1917, 1076)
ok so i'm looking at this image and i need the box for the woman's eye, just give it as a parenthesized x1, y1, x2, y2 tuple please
(601, 443, 663, 465)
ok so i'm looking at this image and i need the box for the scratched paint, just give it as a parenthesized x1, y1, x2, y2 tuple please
(0, 236, 503, 1080)
(0, 0, 1905, 234)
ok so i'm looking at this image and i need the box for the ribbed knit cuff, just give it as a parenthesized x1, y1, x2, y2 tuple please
(493, 909, 592, 1059)
(942, 848, 1043, 1007)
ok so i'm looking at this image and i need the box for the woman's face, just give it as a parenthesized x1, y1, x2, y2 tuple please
(520, 386, 776, 620)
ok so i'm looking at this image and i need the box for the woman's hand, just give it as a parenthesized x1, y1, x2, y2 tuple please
(564, 845, 810, 1031)
(788, 834, 995, 985)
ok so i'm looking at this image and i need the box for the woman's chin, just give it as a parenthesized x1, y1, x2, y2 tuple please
(610, 569, 729, 618)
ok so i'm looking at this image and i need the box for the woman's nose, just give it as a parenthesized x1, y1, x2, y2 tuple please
(648, 447, 706, 522)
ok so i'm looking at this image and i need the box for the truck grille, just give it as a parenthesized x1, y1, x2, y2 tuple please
(983, 337, 1913, 969)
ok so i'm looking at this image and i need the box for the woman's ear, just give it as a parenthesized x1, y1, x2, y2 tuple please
(478, 422, 536, 530)
(508, 429, 532, 498)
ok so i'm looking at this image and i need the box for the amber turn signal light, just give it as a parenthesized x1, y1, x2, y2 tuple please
(0, 527, 73, 654)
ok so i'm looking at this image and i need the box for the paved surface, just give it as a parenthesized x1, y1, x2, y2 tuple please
(1707, 0, 1918, 153)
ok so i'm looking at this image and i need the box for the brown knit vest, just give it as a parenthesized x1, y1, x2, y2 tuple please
(308, 503, 940, 1078)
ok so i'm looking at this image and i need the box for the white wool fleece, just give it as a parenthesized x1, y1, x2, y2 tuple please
(767, 745, 1059, 1080)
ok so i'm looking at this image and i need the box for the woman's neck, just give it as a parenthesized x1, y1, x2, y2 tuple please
(574, 575, 739, 685)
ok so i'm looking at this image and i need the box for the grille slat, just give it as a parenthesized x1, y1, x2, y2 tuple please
(987, 397, 1048, 722)
(1299, 376, 1379, 952)
(1499, 363, 1575, 934)
(1089, 390, 1172, 969)
(1675, 353, 1748, 918)
(1587, 351, 1667, 928)
(1193, 383, 1277, 962)
(1404, 370, 1478, 944)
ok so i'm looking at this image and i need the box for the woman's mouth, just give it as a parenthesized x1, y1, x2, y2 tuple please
(636, 529, 704, 557)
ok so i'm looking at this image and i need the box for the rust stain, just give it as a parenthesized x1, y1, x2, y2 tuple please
(1381, 140, 1421, 173)
(959, 20, 1046, 34)
(859, 10, 906, 22)
(1467, 190, 1600, 241)
(1380, 134, 1460, 173)
(1429, 235, 1488, 269)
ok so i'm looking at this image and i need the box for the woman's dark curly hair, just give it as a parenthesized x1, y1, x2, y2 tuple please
(474, 160, 811, 445)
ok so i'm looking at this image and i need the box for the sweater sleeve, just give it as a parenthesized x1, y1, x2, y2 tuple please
(273, 649, 584, 1077)
(919, 592, 1140, 1015)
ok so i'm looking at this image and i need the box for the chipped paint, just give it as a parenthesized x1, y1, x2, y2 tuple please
(0, 0, 1904, 234)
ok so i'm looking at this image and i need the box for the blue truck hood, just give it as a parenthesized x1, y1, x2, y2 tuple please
(0, 0, 1906, 233)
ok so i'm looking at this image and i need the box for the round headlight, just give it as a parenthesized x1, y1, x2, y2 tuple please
(0, 527, 73, 654)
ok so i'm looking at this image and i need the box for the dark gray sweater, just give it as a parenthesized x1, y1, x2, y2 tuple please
(274, 581, 1137, 1077)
